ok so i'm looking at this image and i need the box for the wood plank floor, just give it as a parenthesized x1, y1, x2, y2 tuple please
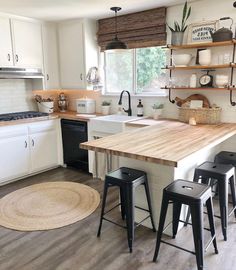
(0, 167, 236, 270)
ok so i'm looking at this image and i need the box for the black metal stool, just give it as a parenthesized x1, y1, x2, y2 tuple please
(153, 180, 218, 270)
(215, 151, 236, 167)
(185, 161, 236, 241)
(97, 167, 156, 252)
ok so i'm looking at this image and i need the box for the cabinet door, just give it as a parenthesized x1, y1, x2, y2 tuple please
(42, 23, 60, 89)
(11, 19, 43, 68)
(58, 21, 85, 88)
(30, 130, 58, 172)
(0, 17, 14, 67)
(0, 135, 30, 183)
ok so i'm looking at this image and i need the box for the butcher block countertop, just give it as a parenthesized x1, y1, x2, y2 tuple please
(53, 111, 102, 121)
(80, 120, 236, 167)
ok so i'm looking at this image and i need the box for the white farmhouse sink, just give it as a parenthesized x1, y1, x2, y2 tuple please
(90, 114, 144, 134)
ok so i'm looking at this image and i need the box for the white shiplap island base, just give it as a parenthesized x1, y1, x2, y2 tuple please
(80, 120, 236, 234)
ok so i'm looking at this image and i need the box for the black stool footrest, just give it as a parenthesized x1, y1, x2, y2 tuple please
(102, 217, 127, 229)
(160, 240, 196, 255)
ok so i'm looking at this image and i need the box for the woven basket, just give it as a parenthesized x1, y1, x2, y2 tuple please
(178, 107, 222, 124)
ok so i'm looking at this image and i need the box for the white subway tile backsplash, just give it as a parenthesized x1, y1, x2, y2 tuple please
(0, 80, 35, 114)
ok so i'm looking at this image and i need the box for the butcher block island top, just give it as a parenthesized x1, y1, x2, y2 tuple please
(80, 120, 236, 167)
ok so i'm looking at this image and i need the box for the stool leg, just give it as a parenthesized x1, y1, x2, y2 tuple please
(229, 175, 236, 218)
(218, 178, 228, 241)
(205, 197, 218, 254)
(124, 185, 135, 253)
(184, 170, 200, 226)
(120, 187, 126, 220)
(190, 203, 204, 270)
(153, 195, 169, 262)
(97, 182, 108, 237)
(143, 180, 156, 232)
(172, 202, 182, 239)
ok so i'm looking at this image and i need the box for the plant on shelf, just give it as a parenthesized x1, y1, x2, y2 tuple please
(152, 103, 164, 120)
(167, 1, 191, 45)
(101, 100, 112, 115)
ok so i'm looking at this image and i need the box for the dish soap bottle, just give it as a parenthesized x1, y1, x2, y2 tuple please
(137, 99, 144, 117)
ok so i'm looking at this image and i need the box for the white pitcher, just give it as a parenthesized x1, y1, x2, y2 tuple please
(199, 49, 211, 66)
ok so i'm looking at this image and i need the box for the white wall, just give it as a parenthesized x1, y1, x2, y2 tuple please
(0, 79, 36, 114)
(102, 0, 236, 123)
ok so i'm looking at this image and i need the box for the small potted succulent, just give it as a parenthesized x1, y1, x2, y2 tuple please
(152, 103, 164, 120)
(167, 1, 191, 45)
(101, 100, 111, 115)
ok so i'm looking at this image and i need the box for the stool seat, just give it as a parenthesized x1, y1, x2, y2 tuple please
(195, 161, 234, 178)
(97, 167, 156, 253)
(215, 151, 236, 167)
(153, 180, 218, 270)
(106, 167, 146, 184)
(165, 179, 211, 203)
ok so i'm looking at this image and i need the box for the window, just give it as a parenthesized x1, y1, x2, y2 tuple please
(103, 46, 167, 95)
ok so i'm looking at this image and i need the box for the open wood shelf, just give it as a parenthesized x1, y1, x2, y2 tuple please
(161, 87, 231, 91)
(164, 64, 233, 70)
(166, 40, 235, 50)
(165, 39, 236, 106)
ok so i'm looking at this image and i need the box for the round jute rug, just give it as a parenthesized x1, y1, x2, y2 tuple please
(0, 181, 100, 231)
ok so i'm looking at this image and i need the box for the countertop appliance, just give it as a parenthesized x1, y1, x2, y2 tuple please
(0, 111, 49, 122)
(61, 119, 88, 172)
(76, 98, 95, 114)
(58, 92, 68, 112)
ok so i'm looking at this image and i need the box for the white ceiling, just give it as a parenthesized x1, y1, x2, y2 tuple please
(0, 0, 193, 21)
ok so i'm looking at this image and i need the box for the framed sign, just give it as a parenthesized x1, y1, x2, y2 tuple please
(187, 20, 219, 44)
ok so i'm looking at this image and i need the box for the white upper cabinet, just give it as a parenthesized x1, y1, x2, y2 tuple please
(0, 17, 14, 67)
(11, 19, 43, 68)
(58, 20, 85, 88)
(42, 23, 60, 89)
(58, 19, 98, 89)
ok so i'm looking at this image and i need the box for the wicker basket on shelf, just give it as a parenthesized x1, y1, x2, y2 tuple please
(178, 107, 222, 124)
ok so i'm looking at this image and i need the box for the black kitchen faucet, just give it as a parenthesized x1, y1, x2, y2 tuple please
(118, 90, 132, 116)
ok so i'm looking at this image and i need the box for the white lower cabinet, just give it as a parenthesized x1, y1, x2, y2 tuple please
(0, 126, 30, 183)
(30, 130, 58, 172)
(0, 120, 61, 184)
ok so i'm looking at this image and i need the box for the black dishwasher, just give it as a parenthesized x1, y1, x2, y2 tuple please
(61, 119, 88, 172)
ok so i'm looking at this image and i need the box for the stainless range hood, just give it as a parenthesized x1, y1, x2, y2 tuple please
(0, 67, 44, 79)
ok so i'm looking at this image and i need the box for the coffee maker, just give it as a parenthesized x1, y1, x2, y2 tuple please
(58, 92, 68, 112)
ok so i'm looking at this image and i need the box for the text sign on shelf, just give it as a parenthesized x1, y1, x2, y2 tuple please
(187, 20, 219, 44)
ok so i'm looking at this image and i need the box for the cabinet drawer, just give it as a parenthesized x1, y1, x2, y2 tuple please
(0, 125, 28, 139)
(28, 120, 57, 134)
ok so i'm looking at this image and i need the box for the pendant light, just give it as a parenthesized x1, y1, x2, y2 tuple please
(105, 7, 127, 50)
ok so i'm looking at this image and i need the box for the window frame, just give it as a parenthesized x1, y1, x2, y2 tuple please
(102, 47, 167, 97)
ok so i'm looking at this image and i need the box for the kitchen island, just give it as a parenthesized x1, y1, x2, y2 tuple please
(80, 120, 236, 231)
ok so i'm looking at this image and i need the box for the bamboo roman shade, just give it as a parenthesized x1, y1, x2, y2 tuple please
(97, 7, 167, 51)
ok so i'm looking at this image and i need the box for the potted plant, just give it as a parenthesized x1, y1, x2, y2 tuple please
(101, 100, 111, 115)
(167, 1, 191, 45)
(152, 103, 164, 120)
(35, 95, 54, 113)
